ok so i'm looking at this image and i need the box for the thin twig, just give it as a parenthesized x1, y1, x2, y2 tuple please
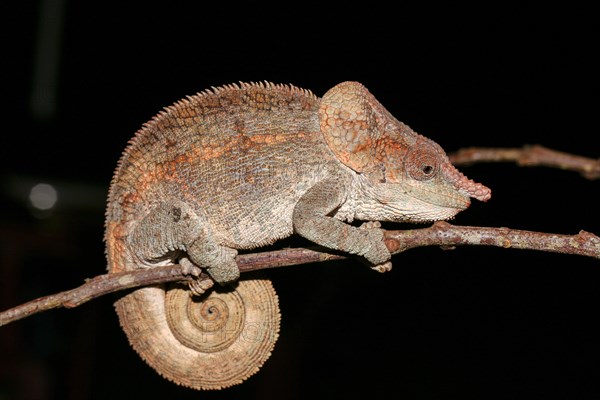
(449, 145, 600, 179)
(384, 221, 600, 258)
(1, 222, 598, 327)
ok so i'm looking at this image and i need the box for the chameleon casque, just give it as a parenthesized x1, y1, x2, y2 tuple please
(105, 81, 491, 390)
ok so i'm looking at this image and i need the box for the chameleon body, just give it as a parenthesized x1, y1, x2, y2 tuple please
(105, 81, 490, 390)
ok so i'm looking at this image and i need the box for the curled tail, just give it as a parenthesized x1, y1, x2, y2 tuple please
(107, 225, 280, 390)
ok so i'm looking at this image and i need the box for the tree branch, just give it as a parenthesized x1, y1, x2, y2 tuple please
(383, 221, 600, 258)
(1, 145, 597, 327)
(449, 145, 600, 179)
(1, 222, 598, 327)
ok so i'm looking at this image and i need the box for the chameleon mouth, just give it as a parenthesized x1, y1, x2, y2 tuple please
(360, 178, 473, 223)
(404, 183, 472, 212)
(377, 199, 468, 223)
(419, 205, 466, 222)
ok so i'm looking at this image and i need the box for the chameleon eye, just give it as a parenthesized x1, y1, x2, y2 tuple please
(405, 146, 439, 181)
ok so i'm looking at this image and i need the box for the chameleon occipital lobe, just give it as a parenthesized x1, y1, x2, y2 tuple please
(105, 81, 490, 390)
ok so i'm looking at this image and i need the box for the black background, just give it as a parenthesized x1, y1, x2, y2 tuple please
(1, 2, 598, 400)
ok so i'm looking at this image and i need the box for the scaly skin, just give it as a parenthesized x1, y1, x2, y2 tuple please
(105, 81, 491, 390)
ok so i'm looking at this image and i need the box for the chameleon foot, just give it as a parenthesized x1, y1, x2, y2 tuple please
(371, 261, 393, 273)
(188, 277, 215, 296)
(359, 221, 382, 229)
(357, 223, 392, 273)
(179, 257, 214, 295)
(179, 257, 202, 277)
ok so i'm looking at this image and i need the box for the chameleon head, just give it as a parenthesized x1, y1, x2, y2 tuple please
(319, 81, 491, 223)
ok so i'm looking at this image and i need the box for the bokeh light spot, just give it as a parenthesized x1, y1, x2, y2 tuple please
(29, 183, 58, 210)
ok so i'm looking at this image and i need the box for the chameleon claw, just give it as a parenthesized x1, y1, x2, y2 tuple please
(359, 221, 382, 229)
(179, 257, 202, 277)
(371, 261, 392, 273)
(188, 276, 215, 296)
(179, 257, 214, 295)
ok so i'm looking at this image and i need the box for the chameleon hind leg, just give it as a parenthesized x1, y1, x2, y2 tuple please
(128, 199, 240, 288)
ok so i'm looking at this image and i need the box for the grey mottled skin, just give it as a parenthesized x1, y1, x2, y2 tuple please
(104, 81, 491, 389)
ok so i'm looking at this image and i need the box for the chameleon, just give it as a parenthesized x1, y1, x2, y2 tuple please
(104, 81, 491, 390)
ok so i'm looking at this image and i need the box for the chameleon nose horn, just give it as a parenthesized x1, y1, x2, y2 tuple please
(442, 163, 492, 202)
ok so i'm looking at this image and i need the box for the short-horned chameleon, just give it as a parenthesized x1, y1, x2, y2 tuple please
(105, 81, 491, 390)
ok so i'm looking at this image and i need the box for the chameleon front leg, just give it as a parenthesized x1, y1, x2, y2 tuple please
(292, 179, 392, 272)
(128, 199, 239, 286)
